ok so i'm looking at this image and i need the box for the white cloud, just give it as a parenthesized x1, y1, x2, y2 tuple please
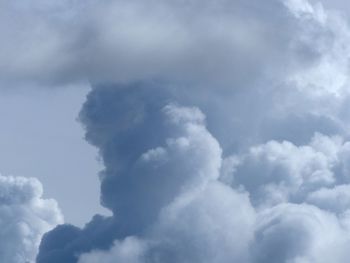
(253, 203, 350, 263)
(0, 175, 62, 263)
(78, 237, 146, 263)
(224, 133, 350, 207)
(306, 184, 350, 213)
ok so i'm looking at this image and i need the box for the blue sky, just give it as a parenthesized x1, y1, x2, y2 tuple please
(0, 86, 109, 227)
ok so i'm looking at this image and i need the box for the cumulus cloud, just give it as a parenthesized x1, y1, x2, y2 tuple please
(79, 182, 255, 263)
(73, 102, 350, 263)
(252, 203, 350, 263)
(306, 185, 350, 213)
(227, 133, 340, 205)
(0, 175, 62, 263)
(76, 102, 255, 263)
(30, 0, 350, 262)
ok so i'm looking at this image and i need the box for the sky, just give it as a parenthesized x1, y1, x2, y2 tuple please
(2, 0, 350, 262)
(315, 0, 350, 12)
(0, 86, 109, 227)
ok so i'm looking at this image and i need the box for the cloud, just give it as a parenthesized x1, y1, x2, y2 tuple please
(78, 237, 146, 263)
(76, 102, 255, 263)
(78, 182, 255, 263)
(306, 184, 350, 213)
(38, 84, 350, 263)
(74, 102, 350, 263)
(34, 0, 350, 262)
(0, 175, 62, 263)
(252, 203, 350, 263)
(2, 0, 349, 90)
(227, 133, 339, 205)
(225, 133, 350, 207)
(1, 0, 281, 85)
(74, 126, 350, 263)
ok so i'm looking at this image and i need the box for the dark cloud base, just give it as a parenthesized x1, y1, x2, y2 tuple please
(37, 216, 118, 263)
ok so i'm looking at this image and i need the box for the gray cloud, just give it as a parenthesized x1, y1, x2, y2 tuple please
(26, 0, 350, 262)
(77, 101, 255, 263)
(2, 0, 347, 88)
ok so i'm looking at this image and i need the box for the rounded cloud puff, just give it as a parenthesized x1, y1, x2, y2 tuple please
(0, 175, 62, 263)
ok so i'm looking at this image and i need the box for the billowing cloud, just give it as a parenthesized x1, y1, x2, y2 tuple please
(252, 203, 350, 263)
(76, 102, 255, 263)
(38, 86, 350, 263)
(227, 133, 345, 206)
(25, 0, 350, 262)
(78, 182, 255, 263)
(0, 175, 62, 263)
